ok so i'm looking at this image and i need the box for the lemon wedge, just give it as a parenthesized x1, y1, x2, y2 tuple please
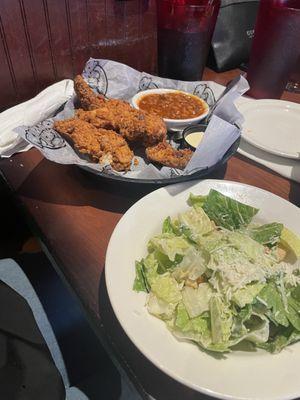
(280, 227, 300, 258)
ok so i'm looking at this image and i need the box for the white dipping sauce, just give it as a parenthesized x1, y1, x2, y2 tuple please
(185, 131, 204, 148)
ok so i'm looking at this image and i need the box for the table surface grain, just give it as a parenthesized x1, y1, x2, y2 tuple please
(0, 68, 299, 400)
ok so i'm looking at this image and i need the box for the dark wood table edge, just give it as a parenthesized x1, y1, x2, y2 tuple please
(0, 169, 149, 400)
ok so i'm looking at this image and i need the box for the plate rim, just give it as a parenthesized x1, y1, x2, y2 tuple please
(105, 179, 300, 400)
(239, 99, 300, 160)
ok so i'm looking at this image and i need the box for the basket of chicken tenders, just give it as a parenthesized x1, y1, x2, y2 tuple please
(14, 59, 249, 184)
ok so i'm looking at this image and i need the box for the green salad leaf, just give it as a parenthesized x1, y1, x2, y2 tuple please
(202, 189, 259, 230)
(248, 223, 283, 247)
(232, 283, 265, 308)
(148, 234, 190, 262)
(188, 193, 207, 209)
(178, 207, 214, 240)
(258, 283, 289, 327)
(133, 260, 150, 293)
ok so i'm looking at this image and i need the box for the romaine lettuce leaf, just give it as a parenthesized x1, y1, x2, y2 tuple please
(244, 314, 269, 344)
(152, 250, 183, 274)
(210, 296, 232, 344)
(171, 302, 212, 348)
(248, 223, 283, 247)
(231, 304, 252, 338)
(286, 295, 300, 331)
(148, 234, 190, 262)
(227, 231, 272, 265)
(143, 253, 159, 286)
(232, 283, 265, 308)
(198, 230, 228, 253)
(202, 189, 258, 230)
(188, 193, 207, 209)
(162, 216, 177, 234)
(182, 283, 213, 318)
(172, 247, 209, 282)
(258, 326, 300, 353)
(133, 260, 150, 292)
(147, 292, 176, 320)
(178, 207, 214, 241)
(151, 275, 182, 304)
(258, 283, 289, 327)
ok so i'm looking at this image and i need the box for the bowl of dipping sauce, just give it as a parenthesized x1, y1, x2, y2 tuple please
(132, 89, 209, 131)
(183, 123, 208, 150)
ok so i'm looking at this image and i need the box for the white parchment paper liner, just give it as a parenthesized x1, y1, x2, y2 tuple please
(14, 58, 249, 180)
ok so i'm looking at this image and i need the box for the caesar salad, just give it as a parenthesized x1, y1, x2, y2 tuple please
(133, 189, 300, 354)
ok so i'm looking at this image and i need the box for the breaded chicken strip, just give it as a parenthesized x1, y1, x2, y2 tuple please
(146, 142, 192, 169)
(74, 75, 105, 110)
(54, 119, 133, 172)
(76, 100, 167, 147)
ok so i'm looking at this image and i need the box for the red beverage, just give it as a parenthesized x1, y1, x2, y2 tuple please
(247, 0, 300, 99)
(157, 0, 220, 81)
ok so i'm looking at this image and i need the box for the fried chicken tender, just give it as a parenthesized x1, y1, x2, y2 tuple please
(74, 75, 105, 110)
(145, 142, 192, 170)
(54, 119, 133, 172)
(76, 100, 167, 147)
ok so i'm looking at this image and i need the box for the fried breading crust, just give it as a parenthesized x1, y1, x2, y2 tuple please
(145, 142, 192, 170)
(76, 100, 167, 147)
(74, 75, 105, 111)
(54, 119, 133, 171)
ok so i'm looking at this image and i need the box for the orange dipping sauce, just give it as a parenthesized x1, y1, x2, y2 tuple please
(137, 91, 207, 120)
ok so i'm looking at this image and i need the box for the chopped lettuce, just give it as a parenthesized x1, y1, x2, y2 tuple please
(227, 231, 272, 265)
(133, 190, 300, 355)
(147, 293, 176, 320)
(172, 247, 208, 282)
(182, 283, 213, 318)
(178, 207, 214, 240)
(232, 283, 265, 308)
(133, 261, 150, 293)
(286, 295, 300, 331)
(143, 253, 159, 285)
(202, 189, 258, 230)
(258, 283, 289, 327)
(162, 216, 177, 234)
(171, 302, 212, 348)
(210, 296, 232, 344)
(148, 234, 190, 262)
(188, 193, 207, 209)
(248, 223, 283, 247)
(151, 275, 182, 304)
(258, 326, 300, 353)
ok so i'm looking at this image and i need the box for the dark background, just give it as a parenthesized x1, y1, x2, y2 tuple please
(0, 0, 157, 111)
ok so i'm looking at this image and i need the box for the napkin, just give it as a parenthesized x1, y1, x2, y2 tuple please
(0, 80, 74, 157)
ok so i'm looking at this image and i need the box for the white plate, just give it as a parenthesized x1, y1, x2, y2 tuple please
(237, 99, 300, 160)
(105, 179, 300, 400)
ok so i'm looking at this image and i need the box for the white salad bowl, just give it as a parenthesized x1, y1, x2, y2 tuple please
(105, 179, 300, 400)
(131, 88, 209, 131)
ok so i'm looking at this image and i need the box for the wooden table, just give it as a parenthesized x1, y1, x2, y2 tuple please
(0, 69, 299, 400)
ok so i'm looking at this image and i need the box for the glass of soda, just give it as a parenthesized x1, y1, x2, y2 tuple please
(247, 0, 300, 99)
(157, 0, 220, 81)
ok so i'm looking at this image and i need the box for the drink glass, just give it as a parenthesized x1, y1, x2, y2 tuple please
(286, 61, 300, 93)
(157, 0, 220, 81)
(246, 0, 300, 99)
